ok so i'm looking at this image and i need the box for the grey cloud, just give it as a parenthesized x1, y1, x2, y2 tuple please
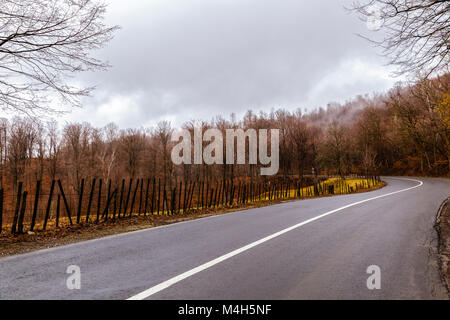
(67, 0, 398, 128)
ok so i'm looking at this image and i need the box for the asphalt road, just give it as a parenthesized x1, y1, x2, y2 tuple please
(1, 177, 449, 300)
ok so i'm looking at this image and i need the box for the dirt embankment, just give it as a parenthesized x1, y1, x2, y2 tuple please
(436, 198, 450, 295)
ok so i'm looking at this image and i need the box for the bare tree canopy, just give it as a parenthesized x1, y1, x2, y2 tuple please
(0, 0, 119, 115)
(352, 0, 450, 78)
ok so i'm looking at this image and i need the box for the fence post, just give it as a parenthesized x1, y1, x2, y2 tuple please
(215, 185, 219, 207)
(96, 179, 103, 223)
(57, 180, 73, 225)
(157, 178, 161, 215)
(237, 182, 241, 204)
(101, 180, 112, 220)
(272, 180, 278, 200)
(214, 183, 219, 208)
(43, 180, 55, 230)
(102, 189, 117, 219)
(183, 182, 189, 213)
(171, 186, 176, 215)
(11, 182, 23, 234)
(230, 180, 234, 204)
(151, 177, 156, 215)
(273, 182, 277, 200)
(123, 179, 133, 217)
(220, 181, 225, 206)
(184, 182, 190, 213)
(55, 194, 60, 228)
(178, 181, 182, 214)
(223, 180, 227, 205)
(144, 178, 150, 216)
(162, 184, 168, 215)
(138, 178, 143, 215)
(182, 181, 188, 214)
(203, 180, 207, 208)
(209, 187, 213, 208)
(245, 183, 249, 203)
(188, 182, 195, 213)
(129, 179, 140, 217)
(30, 180, 41, 232)
(258, 182, 262, 201)
(17, 191, 28, 234)
(105, 179, 111, 219)
(246, 183, 249, 203)
(231, 180, 235, 204)
(197, 182, 202, 209)
(86, 178, 96, 223)
(244, 184, 248, 204)
(118, 179, 125, 218)
(76, 179, 84, 224)
(206, 182, 210, 208)
(270, 183, 274, 200)
(113, 191, 118, 219)
(240, 183, 243, 204)
(230, 182, 235, 206)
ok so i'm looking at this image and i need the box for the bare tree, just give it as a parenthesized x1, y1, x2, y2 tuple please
(352, 0, 449, 77)
(7, 117, 36, 186)
(119, 128, 145, 179)
(63, 122, 90, 193)
(100, 122, 119, 182)
(214, 116, 231, 182)
(0, 0, 119, 115)
(274, 109, 291, 176)
(34, 121, 46, 181)
(143, 128, 158, 180)
(0, 118, 8, 187)
(287, 116, 311, 181)
(88, 126, 103, 178)
(320, 122, 354, 177)
(155, 121, 173, 187)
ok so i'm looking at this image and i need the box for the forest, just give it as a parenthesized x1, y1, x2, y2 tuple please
(0, 74, 448, 235)
(0, 73, 448, 193)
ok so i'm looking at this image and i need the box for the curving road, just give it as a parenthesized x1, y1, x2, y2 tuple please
(0, 177, 449, 300)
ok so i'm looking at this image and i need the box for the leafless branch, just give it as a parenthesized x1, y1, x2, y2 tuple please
(350, 0, 450, 78)
(0, 0, 119, 115)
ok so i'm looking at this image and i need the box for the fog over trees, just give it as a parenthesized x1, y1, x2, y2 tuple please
(0, 73, 448, 193)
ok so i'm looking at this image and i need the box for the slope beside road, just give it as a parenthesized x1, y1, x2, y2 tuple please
(0, 177, 449, 299)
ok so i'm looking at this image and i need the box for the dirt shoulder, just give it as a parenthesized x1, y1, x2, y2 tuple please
(0, 181, 386, 258)
(436, 197, 450, 295)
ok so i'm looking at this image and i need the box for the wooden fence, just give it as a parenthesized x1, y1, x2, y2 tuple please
(0, 175, 381, 235)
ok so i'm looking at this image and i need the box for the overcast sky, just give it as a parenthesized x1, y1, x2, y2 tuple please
(62, 0, 401, 128)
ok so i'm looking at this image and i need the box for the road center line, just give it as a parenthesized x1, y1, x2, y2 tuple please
(127, 177, 423, 300)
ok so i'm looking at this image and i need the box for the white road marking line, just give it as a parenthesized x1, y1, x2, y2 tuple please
(127, 178, 423, 300)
